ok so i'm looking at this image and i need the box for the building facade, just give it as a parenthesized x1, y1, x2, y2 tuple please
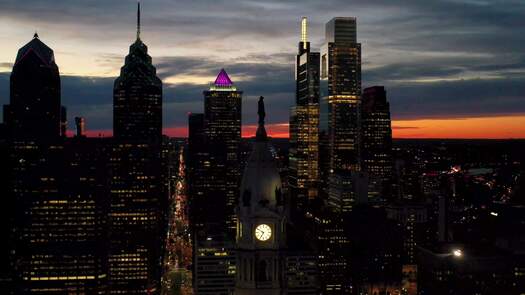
(320, 17, 362, 176)
(188, 70, 242, 295)
(202, 69, 243, 238)
(289, 17, 321, 212)
(362, 86, 392, 199)
(109, 4, 166, 293)
(236, 97, 287, 295)
(317, 17, 363, 294)
(2, 35, 110, 294)
(113, 3, 162, 141)
(3, 33, 65, 140)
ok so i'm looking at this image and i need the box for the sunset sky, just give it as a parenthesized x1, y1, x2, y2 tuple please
(1, 0, 524, 138)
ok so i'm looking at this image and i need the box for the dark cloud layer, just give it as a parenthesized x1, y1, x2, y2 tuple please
(1, 0, 524, 133)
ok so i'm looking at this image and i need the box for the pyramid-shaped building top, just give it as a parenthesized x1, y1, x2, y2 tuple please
(15, 33, 56, 66)
(214, 69, 233, 87)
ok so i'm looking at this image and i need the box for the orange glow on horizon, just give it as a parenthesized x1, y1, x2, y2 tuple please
(393, 115, 525, 139)
(67, 115, 525, 139)
(242, 123, 289, 138)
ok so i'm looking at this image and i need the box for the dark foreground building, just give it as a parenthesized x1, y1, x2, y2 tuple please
(3, 33, 65, 140)
(361, 86, 392, 199)
(109, 3, 166, 293)
(418, 243, 525, 294)
(1, 4, 167, 294)
(2, 35, 110, 294)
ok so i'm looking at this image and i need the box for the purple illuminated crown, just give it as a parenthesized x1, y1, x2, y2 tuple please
(214, 69, 233, 87)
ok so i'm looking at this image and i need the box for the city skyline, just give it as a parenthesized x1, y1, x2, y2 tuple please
(2, 3, 525, 294)
(1, 0, 525, 138)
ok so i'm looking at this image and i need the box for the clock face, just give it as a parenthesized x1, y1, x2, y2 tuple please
(255, 224, 272, 241)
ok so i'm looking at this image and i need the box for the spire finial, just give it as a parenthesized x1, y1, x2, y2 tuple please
(256, 96, 267, 141)
(34, 31, 39, 39)
(137, 1, 141, 40)
(301, 17, 308, 44)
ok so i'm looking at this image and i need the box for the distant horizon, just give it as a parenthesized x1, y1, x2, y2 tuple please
(68, 118, 525, 140)
(2, 0, 524, 139)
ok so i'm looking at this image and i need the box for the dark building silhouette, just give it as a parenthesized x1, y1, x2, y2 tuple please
(0, 133, 13, 293)
(362, 86, 392, 199)
(1, 35, 111, 294)
(417, 243, 523, 295)
(108, 3, 166, 293)
(3, 33, 65, 140)
(289, 17, 321, 212)
(346, 206, 403, 294)
(113, 3, 162, 141)
(187, 113, 207, 232)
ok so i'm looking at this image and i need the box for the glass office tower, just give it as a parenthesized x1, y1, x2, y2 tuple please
(289, 17, 321, 211)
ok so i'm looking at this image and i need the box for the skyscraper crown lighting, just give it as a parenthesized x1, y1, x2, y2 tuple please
(210, 69, 236, 91)
(301, 17, 308, 49)
(214, 68, 233, 86)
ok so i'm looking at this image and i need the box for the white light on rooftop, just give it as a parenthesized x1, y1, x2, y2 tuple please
(453, 249, 463, 258)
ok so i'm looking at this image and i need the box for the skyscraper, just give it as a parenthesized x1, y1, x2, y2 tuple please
(362, 86, 392, 199)
(188, 69, 242, 295)
(320, 17, 362, 175)
(202, 69, 243, 238)
(109, 3, 165, 293)
(289, 17, 320, 211)
(187, 113, 207, 233)
(2, 35, 111, 294)
(317, 17, 363, 294)
(3, 33, 65, 139)
(113, 2, 162, 141)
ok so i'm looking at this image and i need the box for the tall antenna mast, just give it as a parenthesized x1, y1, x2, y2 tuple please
(301, 17, 308, 49)
(137, 1, 141, 40)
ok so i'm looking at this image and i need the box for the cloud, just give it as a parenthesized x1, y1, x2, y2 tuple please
(0, 0, 524, 136)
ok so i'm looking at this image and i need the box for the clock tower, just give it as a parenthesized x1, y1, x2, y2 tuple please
(236, 97, 286, 295)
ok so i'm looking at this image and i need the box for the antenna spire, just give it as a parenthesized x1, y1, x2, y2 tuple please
(137, 1, 141, 40)
(301, 17, 308, 47)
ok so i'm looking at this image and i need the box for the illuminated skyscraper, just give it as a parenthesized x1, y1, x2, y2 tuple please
(362, 86, 392, 199)
(318, 17, 362, 294)
(201, 69, 242, 238)
(320, 17, 362, 175)
(188, 69, 242, 295)
(289, 17, 320, 211)
(109, 3, 165, 293)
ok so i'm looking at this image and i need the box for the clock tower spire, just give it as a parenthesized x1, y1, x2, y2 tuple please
(236, 97, 286, 294)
